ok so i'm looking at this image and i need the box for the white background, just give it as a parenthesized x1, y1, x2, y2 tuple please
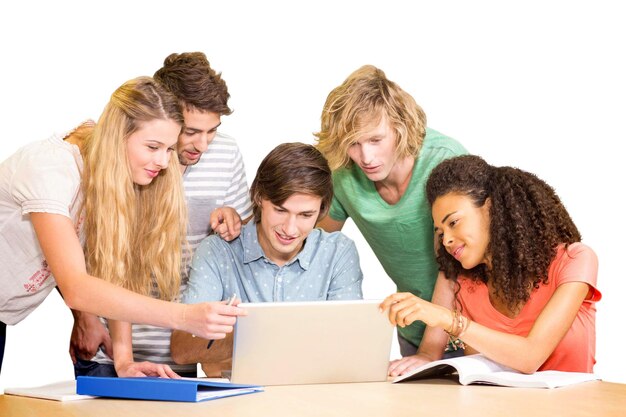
(1, 1, 624, 389)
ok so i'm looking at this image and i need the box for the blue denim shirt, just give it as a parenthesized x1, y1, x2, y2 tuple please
(182, 221, 363, 303)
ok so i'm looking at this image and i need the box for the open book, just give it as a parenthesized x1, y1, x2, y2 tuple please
(392, 354, 600, 388)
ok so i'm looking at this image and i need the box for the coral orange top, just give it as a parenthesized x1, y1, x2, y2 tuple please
(457, 243, 601, 372)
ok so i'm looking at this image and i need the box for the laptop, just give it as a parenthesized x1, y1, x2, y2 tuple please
(230, 299, 394, 385)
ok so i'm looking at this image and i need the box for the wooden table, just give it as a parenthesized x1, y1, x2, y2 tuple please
(2, 378, 625, 417)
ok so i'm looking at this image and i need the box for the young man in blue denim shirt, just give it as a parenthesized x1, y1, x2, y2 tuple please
(170, 143, 363, 376)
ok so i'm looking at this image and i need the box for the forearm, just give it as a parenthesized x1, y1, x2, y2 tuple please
(62, 274, 183, 332)
(31, 212, 185, 332)
(109, 320, 134, 371)
(455, 282, 590, 373)
(418, 305, 544, 372)
(456, 322, 545, 373)
(69, 305, 113, 362)
(70, 307, 99, 324)
(316, 215, 345, 232)
(110, 320, 182, 379)
(415, 325, 448, 361)
(170, 330, 233, 364)
(418, 272, 456, 360)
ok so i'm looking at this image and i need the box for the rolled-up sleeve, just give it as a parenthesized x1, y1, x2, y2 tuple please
(327, 237, 363, 300)
(181, 237, 227, 303)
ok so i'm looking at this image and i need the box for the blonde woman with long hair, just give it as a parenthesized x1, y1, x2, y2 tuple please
(0, 77, 244, 374)
(72, 52, 255, 378)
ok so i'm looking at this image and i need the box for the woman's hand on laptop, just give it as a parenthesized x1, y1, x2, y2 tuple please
(181, 301, 247, 340)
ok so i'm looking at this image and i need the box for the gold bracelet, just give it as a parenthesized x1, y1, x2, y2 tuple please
(444, 310, 469, 351)
(457, 315, 471, 338)
(445, 310, 453, 334)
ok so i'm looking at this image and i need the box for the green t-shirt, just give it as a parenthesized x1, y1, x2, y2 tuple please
(329, 128, 467, 347)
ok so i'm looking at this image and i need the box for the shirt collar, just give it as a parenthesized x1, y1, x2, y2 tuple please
(242, 222, 265, 263)
(241, 221, 320, 270)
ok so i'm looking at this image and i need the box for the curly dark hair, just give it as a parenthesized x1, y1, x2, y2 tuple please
(425, 155, 581, 310)
(154, 52, 232, 115)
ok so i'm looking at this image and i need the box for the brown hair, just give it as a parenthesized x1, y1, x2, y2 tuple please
(154, 52, 232, 115)
(250, 143, 333, 222)
(315, 65, 426, 170)
(426, 155, 581, 310)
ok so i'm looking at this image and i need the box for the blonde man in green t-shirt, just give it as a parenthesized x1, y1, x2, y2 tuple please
(315, 65, 467, 376)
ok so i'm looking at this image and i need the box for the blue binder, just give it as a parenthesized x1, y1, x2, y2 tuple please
(76, 376, 263, 402)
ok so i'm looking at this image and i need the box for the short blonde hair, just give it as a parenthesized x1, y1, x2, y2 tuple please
(315, 65, 427, 171)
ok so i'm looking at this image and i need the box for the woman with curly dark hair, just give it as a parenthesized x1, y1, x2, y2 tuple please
(380, 155, 601, 375)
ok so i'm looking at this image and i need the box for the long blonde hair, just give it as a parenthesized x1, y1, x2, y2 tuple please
(81, 76, 187, 301)
(315, 65, 426, 171)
